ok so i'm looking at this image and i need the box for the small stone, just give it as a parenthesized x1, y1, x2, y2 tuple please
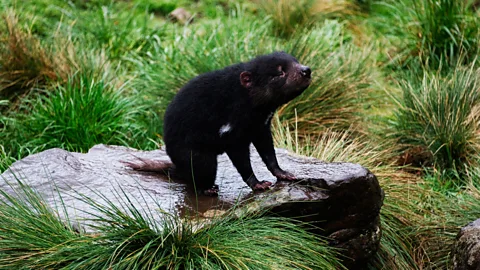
(168, 8, 193, 24)
(203, 209, 227, 218)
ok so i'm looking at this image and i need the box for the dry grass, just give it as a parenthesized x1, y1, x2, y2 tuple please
(256, 0, 359, 36)
(277, 45, 377, 136)
(272, 116, 432, 269)
(256, 0, 314, 36)
(310, 0, 358, 16)
(0, 10, 72, 103)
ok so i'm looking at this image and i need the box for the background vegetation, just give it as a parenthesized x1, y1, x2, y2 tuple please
(1, 0, 480, 269)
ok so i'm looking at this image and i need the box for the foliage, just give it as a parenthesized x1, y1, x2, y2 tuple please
(1, 75, 153, 157)
(413, 0, 479, 66)
(272, 121, 423, 269)
(0, 180, 344, 269)
(393, 60, 480, 177)
(368, 0, 480, 67)
(257, 0, 359, 37)
(0, 10, 70, 102)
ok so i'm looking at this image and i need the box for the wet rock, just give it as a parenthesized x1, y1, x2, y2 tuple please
(0, 144, 383, 269)
(168, 8, 193, 24)
(246, 158, 383, 269)
(452, 219, 480, 270)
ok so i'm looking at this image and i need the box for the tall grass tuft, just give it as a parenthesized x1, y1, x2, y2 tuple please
(0, 181, 85, 269)
(0, 179, 344, 269)
(256, 0, 315, 37)
(373, 0, 479, 67)
(11, 75, 146, 153)
(411, 184, 480, 268)
(257, 0, 358, 37)
(72, 3, 161, 60)
(413, 0, 479, 65)
(0, 10, 70, 102)
(393, 61, 480, 177)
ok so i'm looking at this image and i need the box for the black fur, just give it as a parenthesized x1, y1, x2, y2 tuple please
(131, 52, 311, 196)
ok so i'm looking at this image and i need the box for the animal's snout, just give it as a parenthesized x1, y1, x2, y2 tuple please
(300, 65, 311, 78)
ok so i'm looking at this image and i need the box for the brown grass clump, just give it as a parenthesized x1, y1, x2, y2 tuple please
(310, 0, 358, 17)
(256, 0, 314, 36)
(0, 10, 72, 103)
(256, 0, 359, 37)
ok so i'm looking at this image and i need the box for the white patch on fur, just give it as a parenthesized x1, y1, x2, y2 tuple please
(265, 112, 274, 125)
(219, 123, 232, 136)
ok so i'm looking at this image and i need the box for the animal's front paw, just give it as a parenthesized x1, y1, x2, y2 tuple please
(252, 181, 272, 191)
(203, 185, 219, 197)
(273, 169, 296, 181)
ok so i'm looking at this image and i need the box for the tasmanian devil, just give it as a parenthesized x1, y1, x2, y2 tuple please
(125, 51, 311, 196)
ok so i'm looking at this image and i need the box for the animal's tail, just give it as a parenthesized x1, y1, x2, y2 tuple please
(122, 156, 174, 175)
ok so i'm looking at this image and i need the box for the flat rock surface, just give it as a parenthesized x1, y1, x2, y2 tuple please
(1, 144, 369, 219)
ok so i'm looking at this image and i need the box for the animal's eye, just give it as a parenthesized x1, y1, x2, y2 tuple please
(276, 65, 285, 76)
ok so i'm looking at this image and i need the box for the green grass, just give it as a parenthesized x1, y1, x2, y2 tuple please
(392, 59, 480, 178)
(413, 0, 479, 66)
(367, 0, 479, 68)
(1, 74, 160, 161)
(70, 3, 161, 60)
(0, 180, 344, 269)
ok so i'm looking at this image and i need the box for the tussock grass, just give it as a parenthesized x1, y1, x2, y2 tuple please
(256, 0, 315, 37)
(0, 10, 70, 102)
(410, 183, 480, 268)
(413, 0, 479, 66)
(16, 75, 146, 153)
(0, 180, 87, 269)
(257, 0, 359, 37)
(0, 180, 344, 269)
(393, 60, 480, 177)
(310, 0, 359, 17)
(134, 13, 274, 90)
(273, 118, 396, 165)
(273, 117, 480, 268)
(72, 3, 160, 60)
(371, 0, 479, 67)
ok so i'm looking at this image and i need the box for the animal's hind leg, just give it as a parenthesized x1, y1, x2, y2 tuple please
(168, 147, 219, 196)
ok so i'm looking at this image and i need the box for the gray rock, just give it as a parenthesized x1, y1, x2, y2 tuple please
(0, 144, 383, 269)
(453, 219, 480, 270)
(168, 8, 193, 24)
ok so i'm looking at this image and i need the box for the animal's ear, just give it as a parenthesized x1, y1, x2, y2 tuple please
(240, 71, 253, 88)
